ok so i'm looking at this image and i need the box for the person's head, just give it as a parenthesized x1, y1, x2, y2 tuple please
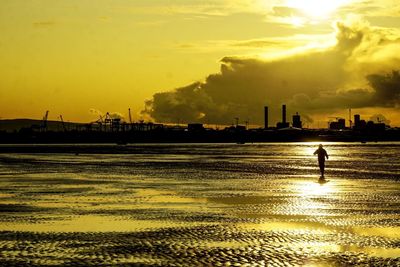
(319, 144, 323, 149)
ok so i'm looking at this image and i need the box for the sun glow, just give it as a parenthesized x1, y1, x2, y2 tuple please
(286, 0, 348, 18)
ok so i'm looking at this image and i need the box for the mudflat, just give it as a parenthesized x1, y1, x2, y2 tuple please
(0, 143, 399, 266)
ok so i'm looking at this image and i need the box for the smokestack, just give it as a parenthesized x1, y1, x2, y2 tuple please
(354, 114, 360, 128)
(282, 104, 286, 124)
(264, 106, 268, 129)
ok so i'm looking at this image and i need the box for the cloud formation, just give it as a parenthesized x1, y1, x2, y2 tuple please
(143, 20, 400, 125)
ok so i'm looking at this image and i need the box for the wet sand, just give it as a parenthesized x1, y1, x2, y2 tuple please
(0, 143, 399, 266)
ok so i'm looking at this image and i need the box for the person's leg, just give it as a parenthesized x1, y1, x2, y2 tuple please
(319, 161, 325, 177)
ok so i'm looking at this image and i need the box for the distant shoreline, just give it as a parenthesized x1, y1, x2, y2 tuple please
(0, 141, 399, 155)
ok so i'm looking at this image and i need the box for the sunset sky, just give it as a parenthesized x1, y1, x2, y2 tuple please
(1, 0, 400, 126)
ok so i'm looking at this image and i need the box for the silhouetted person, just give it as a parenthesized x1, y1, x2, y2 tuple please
(314, 144, 329, 178)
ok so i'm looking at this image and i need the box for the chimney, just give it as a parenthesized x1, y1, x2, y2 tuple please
(264, 106, 268, 129)
(282, 104, 286, 124)
(354, 114, 360, 128)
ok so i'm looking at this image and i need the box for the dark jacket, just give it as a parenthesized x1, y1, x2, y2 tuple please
(314, 148, 329, 162)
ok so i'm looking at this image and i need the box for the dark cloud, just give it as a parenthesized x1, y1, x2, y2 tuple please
(143, 21, 400, 125)
(288, 88, 374, 111)
(143, 83, 220, 123)
(367, 71, 400, 106)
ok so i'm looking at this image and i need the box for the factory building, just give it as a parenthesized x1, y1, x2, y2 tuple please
(329, 118, 346, 130)
(353, 114, 386, 131)
(292, 112, 302, 128)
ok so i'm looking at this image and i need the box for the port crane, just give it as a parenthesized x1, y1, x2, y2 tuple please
(128, 108, 133, 124)
(59, 115, 67, 132)
(95, 115, 104, 131)
(41, 110, 49, 132)
(104, 112, 112, 125)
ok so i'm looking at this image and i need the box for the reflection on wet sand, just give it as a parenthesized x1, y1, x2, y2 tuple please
(0, 143, 399, 266)
(1, 215, 200, 232)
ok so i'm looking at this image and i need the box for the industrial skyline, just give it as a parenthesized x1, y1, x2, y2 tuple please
(0, 103, 394, 136)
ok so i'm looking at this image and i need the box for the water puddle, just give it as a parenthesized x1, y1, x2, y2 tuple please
(351, 226, 400, 239)
(0, 215, 205, 232)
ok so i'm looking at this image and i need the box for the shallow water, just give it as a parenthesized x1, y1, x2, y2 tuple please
(0, 142, 399, 266)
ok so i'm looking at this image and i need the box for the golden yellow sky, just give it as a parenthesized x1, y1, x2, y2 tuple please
(1, 0, 400, 126)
